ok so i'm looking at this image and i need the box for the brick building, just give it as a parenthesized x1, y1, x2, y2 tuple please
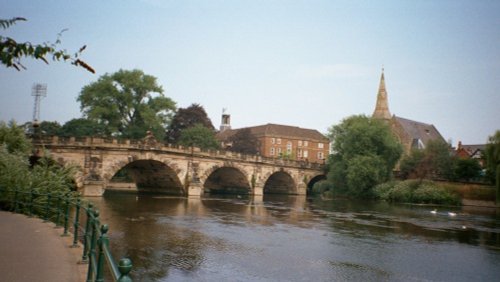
(217, 121, 329, 164)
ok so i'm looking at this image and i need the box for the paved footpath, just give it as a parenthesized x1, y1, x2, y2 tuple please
(0, 211, 86, 282)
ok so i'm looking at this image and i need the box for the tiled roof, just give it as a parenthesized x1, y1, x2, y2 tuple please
(460, 144, 486, 157)
(394, 116, 445, 146)
(217, 123, 328, 141)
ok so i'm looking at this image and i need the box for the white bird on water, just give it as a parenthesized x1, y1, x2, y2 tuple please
(430, 209, 437, 214)
(448, 212, 457, 217)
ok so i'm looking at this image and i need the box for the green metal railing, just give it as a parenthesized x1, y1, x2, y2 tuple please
(0, 186, 133, 282)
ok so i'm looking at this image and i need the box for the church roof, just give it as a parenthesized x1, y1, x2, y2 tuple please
(394, 116, 446, 147)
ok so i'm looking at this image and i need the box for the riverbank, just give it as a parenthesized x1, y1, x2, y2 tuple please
(0, 211, 86, 282)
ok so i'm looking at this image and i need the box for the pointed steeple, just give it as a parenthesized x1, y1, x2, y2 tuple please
(372, 68, 392, 120)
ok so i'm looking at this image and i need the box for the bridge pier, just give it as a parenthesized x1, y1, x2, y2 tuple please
(82, 181, 105, 196)
(296, 183, 307, 195)
(252, 185, 264, 196)
(187, 180, 203, 197)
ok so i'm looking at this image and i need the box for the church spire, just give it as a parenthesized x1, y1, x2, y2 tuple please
(372, 68, 392, 120)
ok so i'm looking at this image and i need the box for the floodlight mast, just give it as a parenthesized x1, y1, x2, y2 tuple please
(31, 83, 47, 128)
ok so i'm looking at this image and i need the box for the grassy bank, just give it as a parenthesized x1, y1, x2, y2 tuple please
(438, 181, 495, 202)
(373, 180, 496, 206)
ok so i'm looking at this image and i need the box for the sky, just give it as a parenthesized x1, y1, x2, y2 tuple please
(1, 0, 499, 145)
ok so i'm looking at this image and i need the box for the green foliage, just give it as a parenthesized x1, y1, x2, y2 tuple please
(0, 121, 31, 154)
(484, 130, 500, 203)
(38, 121, 62, 136)
(78, 69, 176, 140)
(374, 180, 461, 205)
(454, 158, 482, 181)
(311, 180, 333, 195)
(400, 139, 456, 180)
(178, 124, 219, 150)
(165, 104, 214, 144)
(59, 118, 107, 137)
(346, 155, 386, 198)
(326, 115, 403, 198)
(0, 148, 77, 211)
(228, 128, 261, 155)
(1, 17, 94, 73)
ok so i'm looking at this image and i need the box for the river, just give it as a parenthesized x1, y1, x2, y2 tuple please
(88, 193, 500, 281)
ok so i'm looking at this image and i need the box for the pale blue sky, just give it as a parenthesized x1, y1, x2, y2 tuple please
(1, 0, 499, 144)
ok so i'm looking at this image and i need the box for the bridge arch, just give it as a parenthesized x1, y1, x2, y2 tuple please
(108, 159, 185, 195)
(306, 174, 327, 189)
(263, 170, 296, 194)
(201, 164, 251, 194)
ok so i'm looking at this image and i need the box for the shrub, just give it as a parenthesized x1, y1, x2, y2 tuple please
(374, 179, 461, 206)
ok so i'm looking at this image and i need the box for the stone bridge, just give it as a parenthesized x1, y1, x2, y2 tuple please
(35, 136, 326, 197)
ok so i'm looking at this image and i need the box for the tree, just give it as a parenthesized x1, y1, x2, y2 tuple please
(454, 158, 481, 182)
(78, 69, 176, 140)
(400, 140, 455, 180)
(228, 128, 260, 155)
(178, 124, 219, 150)
(38, 121, 61, 136)
(1, 17, 93, 73)
(0, 120, 31, 154)
(165, 104, 215, 144)
(59, 118, 107, 137)
(484, 130, 500, 204)
(326, 115, 402, 198)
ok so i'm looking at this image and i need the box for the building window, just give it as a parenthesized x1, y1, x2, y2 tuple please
(277, 138, 281, 145)
(318, 152, 324, 160)
(270, 147, 275, 155)
(286, 141, 292, 153)
(297, 149, 303, 158)
(318, 143, 324, 149)
(277, 147, 282, 154)
(303, 150, 308, 158)
(271, 138, 275, 144)
(304, 141, 309, 147)
(298, 140, 303, 147)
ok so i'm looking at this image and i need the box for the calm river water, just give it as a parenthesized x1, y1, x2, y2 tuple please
(89, 193, 500, 282)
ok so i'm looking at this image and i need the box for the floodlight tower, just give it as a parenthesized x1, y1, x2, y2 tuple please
(31, 83, 47, 128)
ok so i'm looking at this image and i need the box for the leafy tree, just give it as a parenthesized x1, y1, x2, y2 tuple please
(59, 118, 107, 137)
(454, 158, 482, 182)
(326, 115, 402, 198)
(484, 130, 500, 203)
(178, 124, 219, 150)
(0, 120, 31, 154)
(78, 69, 176, 140)
(228, 128, 260, 155)
(165, 104, 214, 144)
(1, 17, 93, 73)
(400, 140, 455, 180)
(38, 121, 62, 136)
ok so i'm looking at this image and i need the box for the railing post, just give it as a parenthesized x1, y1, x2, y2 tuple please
(118, 258, 133, 282)
(62, 193, 71, 236)
(44, 192, 52, 222)
(72, 198, 81, 248)
(81, 203, 93, 263)
(96, 224, 109, 282)
(86, 209, 100, 282)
